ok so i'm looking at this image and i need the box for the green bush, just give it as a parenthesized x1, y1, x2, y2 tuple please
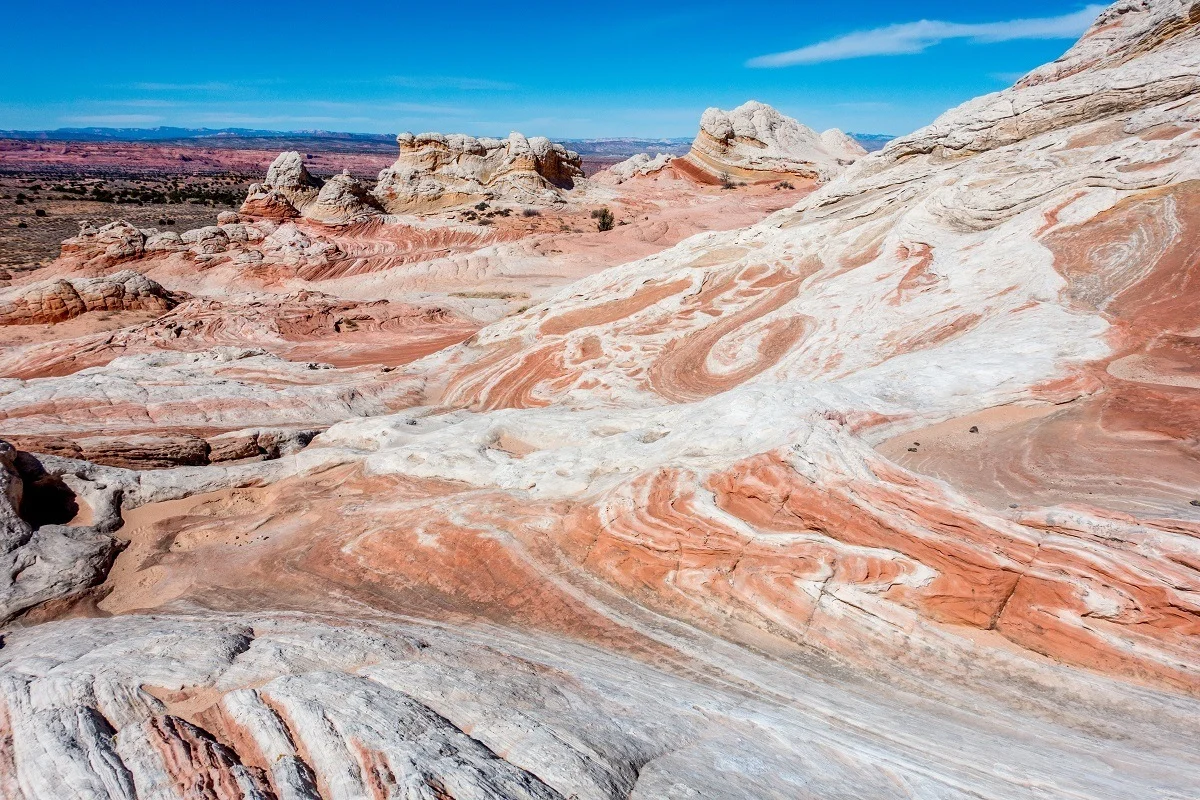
(591, 207, 615, 232)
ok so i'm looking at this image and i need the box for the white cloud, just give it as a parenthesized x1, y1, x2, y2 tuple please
(132, 82, 232, 91)
(59, 114, 164, 126)
(747, 5, 1105, 67)
(384, 76, 518, 91)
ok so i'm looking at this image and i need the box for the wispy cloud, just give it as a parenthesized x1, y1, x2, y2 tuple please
(747, 5, 1104, 67)
(59, 114, 164, 126)
(131, 82, 233, 92)
(384, 76, 518, 91)
(302, 100, 468, 116)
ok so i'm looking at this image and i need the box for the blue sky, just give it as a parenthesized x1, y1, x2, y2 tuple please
(1, 1, 1105, 138)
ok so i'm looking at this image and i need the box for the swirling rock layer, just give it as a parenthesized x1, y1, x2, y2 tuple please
(3, 2, 1200, 797)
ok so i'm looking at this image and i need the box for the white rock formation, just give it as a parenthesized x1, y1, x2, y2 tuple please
(304, 169, 384, 223)
(596, 152, 674, 184)
(372, 131, 584, 212)
(241, 153, 381, 224)
(679, 100, 866, 183)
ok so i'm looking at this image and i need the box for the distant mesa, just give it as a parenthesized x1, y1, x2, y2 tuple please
(598, 101, 868, 186)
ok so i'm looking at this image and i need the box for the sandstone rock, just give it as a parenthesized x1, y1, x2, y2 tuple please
(304, 169, 384, 224)
(0, 441, 123, 623)
(144, 230, 185, 253)
(239, 183, 301, 220)
(394, 0, 1200, 694)
(372, 131, 584, 212)
(58, 220, 148, 268)
(180, 225, 229, 255)
(598, 152, 674, 184)
(239, 151, 324, 221)
(0, 270, 179, 325)
(4, 3, 1200, 797)
(258, 222, 343, 268)
(206, 427, 322, 463)
(677, 100, 866, 184)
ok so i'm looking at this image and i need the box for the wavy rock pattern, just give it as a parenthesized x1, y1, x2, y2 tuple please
(3, 2, 1200, 797)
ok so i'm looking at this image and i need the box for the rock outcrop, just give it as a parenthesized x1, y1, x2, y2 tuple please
(0, 270, 179, 325)
(596, 152, 674, 184)
(58, 220, 149, 268)
(14, 427, 321, 469)
(0, 441, 124, 623)
(305, 169, 384, 223)
(372, 131, 584, 212)
(242, 154, 387, 224)
(676, 100, 866, 184)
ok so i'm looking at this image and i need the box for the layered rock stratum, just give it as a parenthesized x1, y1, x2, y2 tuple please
(241, 153, 383, 224)
(0, 270, 178, 325)
(675, 100, 867, 184)
(371, 131, 584, 212)
(597, 101, 868, 187)
(2, 1, 1200, 797)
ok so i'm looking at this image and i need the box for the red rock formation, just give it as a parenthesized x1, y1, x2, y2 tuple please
(0, 270, 179, 325)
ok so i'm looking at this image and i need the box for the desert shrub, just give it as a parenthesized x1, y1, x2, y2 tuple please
(775, 180, 794, 190)
(521, 208, 540, 217)
(719, 172, 736, 190)
(475, 201, 489, 211)
(591, 207, 615, 232)
(17, 222, 27, 228)
(34, 209, 46, 217)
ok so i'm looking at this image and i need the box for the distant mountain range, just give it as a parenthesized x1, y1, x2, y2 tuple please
(0, 127, 894, 156)
(848, 133, 894, 152)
